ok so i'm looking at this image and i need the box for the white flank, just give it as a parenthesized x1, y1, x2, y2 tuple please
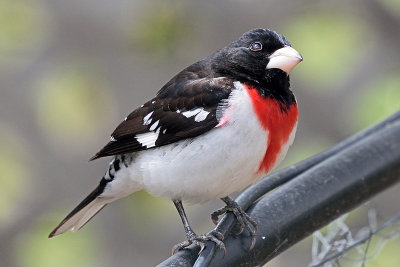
(182, 108, 202, 118)
(135, 128, 160, 148)
(149, 120, 159, 131)
(143, 111, 153, 125)
(110, 136, 116, 141)
(194, 110, 210, 122)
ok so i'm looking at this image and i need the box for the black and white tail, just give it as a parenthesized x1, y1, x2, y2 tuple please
(49, 155, 141, 237)
(49, 184, 109, 238)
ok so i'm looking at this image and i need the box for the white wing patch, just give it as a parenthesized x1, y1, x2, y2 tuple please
(135, 128, 160, 148)
(137, 113, 161, 148)
(149, 120, 159, 131)
(143, 111, 153, 126)
(182, 108, 210, 122)
(194, 109, 210, 122)
(182, 108, 202, 118)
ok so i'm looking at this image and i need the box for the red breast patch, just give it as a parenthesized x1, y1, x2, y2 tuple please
(245, 84, 298, 173)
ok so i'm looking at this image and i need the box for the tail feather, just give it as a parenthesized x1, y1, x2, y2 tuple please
(71, 202, 107, 232)
(49, 185, 108, 238)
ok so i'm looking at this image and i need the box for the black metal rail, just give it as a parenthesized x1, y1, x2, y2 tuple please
(157, 111, 400, 267)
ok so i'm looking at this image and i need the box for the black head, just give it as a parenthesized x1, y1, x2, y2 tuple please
(210, 28, 302, 86)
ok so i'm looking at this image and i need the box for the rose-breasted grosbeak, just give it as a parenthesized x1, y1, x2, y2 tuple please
(49, 28, 302, 253)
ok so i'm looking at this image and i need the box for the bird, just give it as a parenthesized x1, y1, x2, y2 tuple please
(49, 28, 302, 254)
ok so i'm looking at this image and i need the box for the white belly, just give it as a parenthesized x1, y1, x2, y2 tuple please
(125, 82, 269, 203)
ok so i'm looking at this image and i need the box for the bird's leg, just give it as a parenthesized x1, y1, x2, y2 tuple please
(211, 196, 258, 250)
(172, 200, 225, 256)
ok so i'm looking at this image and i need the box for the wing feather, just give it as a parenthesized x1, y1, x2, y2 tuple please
(91, 75, 233, 160)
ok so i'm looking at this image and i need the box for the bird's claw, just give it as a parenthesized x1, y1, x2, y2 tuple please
(172, 230, 226, 257)
(211, 206, 228, 225)
(211, 200, 258, 250)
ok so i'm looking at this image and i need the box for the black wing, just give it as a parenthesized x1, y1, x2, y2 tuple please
(90, 72, 233, 160)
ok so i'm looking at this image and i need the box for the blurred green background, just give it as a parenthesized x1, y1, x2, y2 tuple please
(0, 0, 399, 266)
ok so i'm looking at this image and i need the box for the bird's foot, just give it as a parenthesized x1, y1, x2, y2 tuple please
(172, 230, 226, 257)
(211, 198, 258, 250)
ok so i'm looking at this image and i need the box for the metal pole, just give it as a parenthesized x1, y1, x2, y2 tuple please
(157, 111, 400, 267)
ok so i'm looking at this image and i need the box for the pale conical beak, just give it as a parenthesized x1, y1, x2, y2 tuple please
(266, 46, 303, 74)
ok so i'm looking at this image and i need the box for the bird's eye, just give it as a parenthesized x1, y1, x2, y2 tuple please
(249, 42, 262, 51)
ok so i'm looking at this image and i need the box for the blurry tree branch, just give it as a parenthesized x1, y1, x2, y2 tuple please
(309, 211, 400, 267)
(157, 110, 400, 267)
